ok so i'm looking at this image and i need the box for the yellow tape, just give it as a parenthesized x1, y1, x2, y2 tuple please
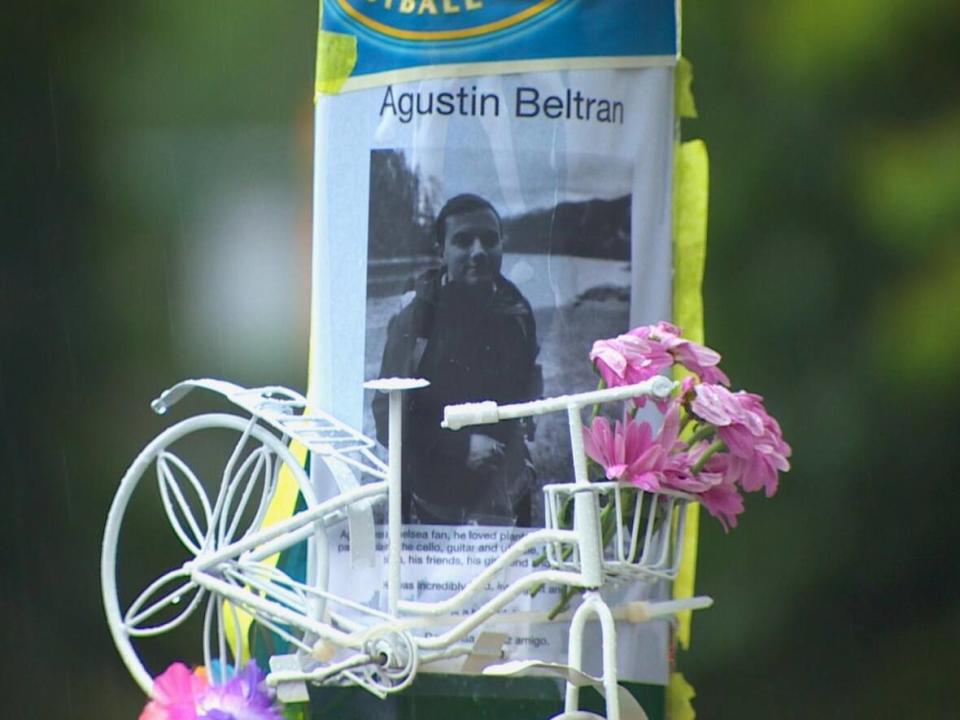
(671, 139, 709, 650)
(675, 57, 698, 119)
(225, 441, 310, 665)
(315, 30, 358, 98)
(667, 672, 697, 720)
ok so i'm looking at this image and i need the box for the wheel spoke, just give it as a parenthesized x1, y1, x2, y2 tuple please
(216, 418, 258, 515)
(250, 451, 277, 535)
(157, 452, 212, 554)
(202, 587, 246, 683)
(226, 597, 243, 676)
(218, 447, 275, 546)
(224, 563, 309, 617)
(124, 568, 204, 636)
(217, 594, 227, 679)
(203, 592, 230, 682)
(203, 593, 216, 679)
(246, 610, 315, 654)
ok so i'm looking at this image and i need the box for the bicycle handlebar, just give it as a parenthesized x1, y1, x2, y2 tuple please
(442, 375, 676, 430)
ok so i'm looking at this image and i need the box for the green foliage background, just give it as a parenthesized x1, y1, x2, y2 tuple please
(3, 1, 958, 717)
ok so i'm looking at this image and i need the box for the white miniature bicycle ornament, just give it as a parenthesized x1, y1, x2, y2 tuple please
(102, 374, 714, 720)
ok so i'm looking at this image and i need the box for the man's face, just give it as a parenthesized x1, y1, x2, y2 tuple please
(441, 208, 503, 287)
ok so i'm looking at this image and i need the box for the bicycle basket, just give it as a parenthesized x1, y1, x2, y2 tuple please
(542, 481, 692, 582)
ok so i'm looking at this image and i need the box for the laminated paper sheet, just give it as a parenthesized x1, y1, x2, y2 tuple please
(307, 0, 681, 686)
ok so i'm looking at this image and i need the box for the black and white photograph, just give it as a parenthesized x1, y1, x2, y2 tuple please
(364, 147, 635, 527)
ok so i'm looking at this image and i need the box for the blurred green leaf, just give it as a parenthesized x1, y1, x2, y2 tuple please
(871, 245, 960, 391)
(855, 111, 960, 254)
(751, 0, 953, 87)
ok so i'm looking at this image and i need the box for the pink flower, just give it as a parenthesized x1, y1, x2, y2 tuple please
(661, 442, 724, 495)
(589, 335, 674, 389)
(590, 323, 729, 410)
(654, 432, 744, 531)
(663, 459, 722, 495)
(582, 416, 667, 491)
(140, 663, 208, 720)
(699, 477, 745, 532)
(642, 322, 730, 386)
(691, 384, 791, 497)
(725, 443, 789, 498)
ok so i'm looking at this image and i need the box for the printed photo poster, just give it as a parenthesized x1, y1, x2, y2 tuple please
(365, 146, 634, 527)
(316, 68, 677, 685)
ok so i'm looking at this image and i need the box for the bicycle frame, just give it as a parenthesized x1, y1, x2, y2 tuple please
(112, 373, 710, 716)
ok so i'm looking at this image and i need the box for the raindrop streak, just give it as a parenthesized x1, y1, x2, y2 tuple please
(46, 66, 61, 170)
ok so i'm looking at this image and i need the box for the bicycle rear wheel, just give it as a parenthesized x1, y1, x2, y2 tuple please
(101, 413, 322, 693)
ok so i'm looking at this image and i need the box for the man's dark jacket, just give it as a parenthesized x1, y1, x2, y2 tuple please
(373, 268, 542, 525)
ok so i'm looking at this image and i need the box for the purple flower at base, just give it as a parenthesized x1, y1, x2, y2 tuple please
(141, 662, 281, 720)
(691, 384, 791, 497)
(196, 662, 282, 720)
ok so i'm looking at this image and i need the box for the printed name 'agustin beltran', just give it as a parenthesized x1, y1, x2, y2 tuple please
(379, 85, 626, 125)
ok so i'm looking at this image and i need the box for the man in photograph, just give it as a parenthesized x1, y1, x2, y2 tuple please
(373, 193, 542, 526)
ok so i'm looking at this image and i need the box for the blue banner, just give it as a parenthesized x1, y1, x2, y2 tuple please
(323, 0, 677, 81)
